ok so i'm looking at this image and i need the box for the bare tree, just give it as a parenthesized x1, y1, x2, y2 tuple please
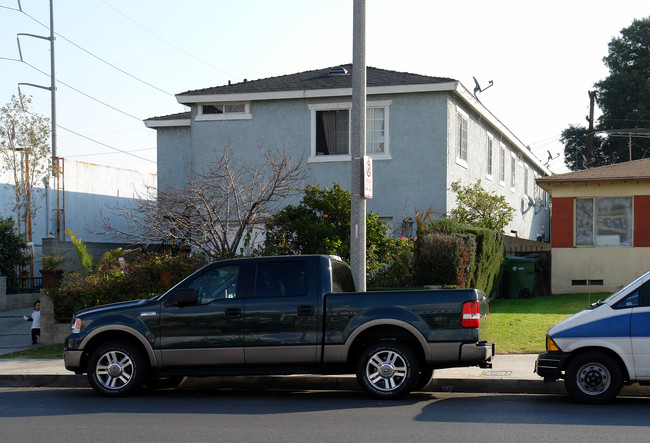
(96, 144, 306, 259)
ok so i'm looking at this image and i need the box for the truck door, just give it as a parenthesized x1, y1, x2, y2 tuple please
(243, 259, 321, 365)
(159, 262, 245, 367)
(630, 279, 650, 378)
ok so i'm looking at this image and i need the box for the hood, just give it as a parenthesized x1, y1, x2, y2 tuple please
(75, 299, 158, 317)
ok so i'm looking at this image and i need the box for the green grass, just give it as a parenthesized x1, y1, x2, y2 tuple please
(0, 344, 64, 359)
(0, 292, 610, 359)
(488, 292, 610, 354)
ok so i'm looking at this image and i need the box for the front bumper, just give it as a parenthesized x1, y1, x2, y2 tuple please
(64, 350, 84, 373)
(535, 352, 570, 381)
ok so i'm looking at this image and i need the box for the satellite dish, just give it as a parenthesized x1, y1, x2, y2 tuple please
(472, 76, 494, 99)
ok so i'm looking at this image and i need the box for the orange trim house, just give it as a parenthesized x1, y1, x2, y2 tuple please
(537, 158, 650, 294)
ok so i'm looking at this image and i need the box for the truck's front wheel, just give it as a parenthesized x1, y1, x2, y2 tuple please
(565, 351, 623, 404)
(87, 341, 147, 396)
(356, 341, 419, 399)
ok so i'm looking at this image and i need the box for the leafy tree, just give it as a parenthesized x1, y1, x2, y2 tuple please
(264, 183, 392, 270)
(562, 17, 650, 170)
(0, 217, 30, 293)
(95, 144, 305, 260)
(447, 179, 515, 232)
(0, 94, 51, 237)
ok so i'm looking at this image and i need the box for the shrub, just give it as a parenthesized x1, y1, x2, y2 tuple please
(0, 217, 29, 293)
(414, 217, 504, 296)
(414, 233, 476, 288)
(48, 252, 206, 321)
(368, 237, 415, 288)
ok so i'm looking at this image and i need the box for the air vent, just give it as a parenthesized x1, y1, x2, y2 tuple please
(328, 66, 348, 76)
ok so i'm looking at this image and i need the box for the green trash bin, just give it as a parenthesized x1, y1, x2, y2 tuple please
(503, 256, 536, 299)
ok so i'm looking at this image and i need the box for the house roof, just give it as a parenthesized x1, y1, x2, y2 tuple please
(176, 64, 456, 98)
(143, 111, 191, 128)
(536, 158, 650, 191)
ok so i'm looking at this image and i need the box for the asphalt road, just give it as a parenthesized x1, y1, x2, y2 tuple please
(1, 388, 649, 442)
(0, 307, 35, 355)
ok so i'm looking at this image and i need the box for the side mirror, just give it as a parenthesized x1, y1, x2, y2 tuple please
(167, 288, 199, 307)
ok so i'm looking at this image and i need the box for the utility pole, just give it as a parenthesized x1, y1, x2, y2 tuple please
(350, 0, 367, 291)
(17, 0, 57, 239)
(586, 90, 596, 166)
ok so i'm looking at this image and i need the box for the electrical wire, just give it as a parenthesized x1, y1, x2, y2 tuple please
(18, 8, 174, 97)
(100, 0, 236, 78)
(21, 59, 143, 122)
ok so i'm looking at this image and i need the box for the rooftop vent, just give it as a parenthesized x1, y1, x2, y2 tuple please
(328, 66, 348, 76)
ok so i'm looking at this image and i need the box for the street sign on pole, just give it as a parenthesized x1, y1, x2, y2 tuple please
(363, 155, 372, 199)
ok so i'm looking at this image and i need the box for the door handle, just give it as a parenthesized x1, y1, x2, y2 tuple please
(297, 305, 315, 316)
(225, 307, 242, 319)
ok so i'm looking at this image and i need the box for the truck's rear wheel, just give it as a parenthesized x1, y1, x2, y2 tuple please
(87, 341, 147, 396)
(565, 351, 623, 404)
(356, 341, 419, 399)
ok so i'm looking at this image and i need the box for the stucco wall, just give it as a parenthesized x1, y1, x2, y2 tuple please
(551, 247, 650, 294)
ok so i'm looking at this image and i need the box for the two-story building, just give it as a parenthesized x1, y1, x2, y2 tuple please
(146, 65, 550, 240)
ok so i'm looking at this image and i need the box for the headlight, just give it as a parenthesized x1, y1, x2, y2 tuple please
(546, 335, 560, 352)
(71, 318, 82, 334)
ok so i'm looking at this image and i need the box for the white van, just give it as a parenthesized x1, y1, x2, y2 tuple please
(535, 270, 650, 403)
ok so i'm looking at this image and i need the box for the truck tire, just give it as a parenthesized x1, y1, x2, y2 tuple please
(87, 341, 147, 396)
(356, 341, 419, 399)
(564, 351, 623, 404)
(413, 367, 434, 391)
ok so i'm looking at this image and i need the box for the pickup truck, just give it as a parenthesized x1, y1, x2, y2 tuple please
(536, 270, 650, 403)
(64, 255, 494, 399)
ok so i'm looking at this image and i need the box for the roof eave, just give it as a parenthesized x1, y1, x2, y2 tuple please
(144, 119, 191, 128)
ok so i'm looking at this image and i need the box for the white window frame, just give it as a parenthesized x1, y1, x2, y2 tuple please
(486, 133, 494, 180)
(455, 109, 468, 167)
(196, 102, 251, 121)
(308, 100, 392, 163)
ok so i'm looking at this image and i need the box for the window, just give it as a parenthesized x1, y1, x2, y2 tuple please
(575, 197, 632, 246)
(310, 101, 391, 160)
(499, 145, 506, 184)
(456, 111, 468, 162)
(196, 102, 251, 121)
(524, 166, 529, 195)
(331, 261, 356, 292)
(510, 153, 516, 189)
(187, 265, 240, 304)
(254, 261, 308, 298)
(486, 136, 494, 178)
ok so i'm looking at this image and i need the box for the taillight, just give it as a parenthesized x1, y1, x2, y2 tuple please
(461, 300, 481, 328)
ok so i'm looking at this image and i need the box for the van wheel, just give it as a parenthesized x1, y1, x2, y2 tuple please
(356, 341, 419, 399)
(87, 341, 147, 396)
(565, 351, 623, 404)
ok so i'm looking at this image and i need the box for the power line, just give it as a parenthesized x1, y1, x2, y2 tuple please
(23, 108, 155, 163)
(101, 0, 236, 79)
(18, 8, 174, 97)
(20, 59, 143, 121)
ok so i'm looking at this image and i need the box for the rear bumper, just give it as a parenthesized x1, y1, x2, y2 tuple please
(535, 352, 570, 381)
(460, 341, 495, 368)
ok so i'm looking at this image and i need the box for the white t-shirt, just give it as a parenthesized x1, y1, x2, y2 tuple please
(30, 310, 41, 329)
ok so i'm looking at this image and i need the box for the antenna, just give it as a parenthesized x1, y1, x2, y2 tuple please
(473, 76, 494, 99)
(544, 150, 560, 166)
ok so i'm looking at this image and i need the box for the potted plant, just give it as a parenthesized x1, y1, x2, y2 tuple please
(40, 252, 67, 289)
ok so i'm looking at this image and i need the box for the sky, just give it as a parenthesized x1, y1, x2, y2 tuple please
(0, 0, 647, 176)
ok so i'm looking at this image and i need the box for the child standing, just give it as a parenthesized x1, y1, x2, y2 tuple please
(23, 300, 41, 345)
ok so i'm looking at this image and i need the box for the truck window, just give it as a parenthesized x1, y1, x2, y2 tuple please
(187, 265, 240, 304)
(254, 261, 308, 298)
(331, 261, 355, 292)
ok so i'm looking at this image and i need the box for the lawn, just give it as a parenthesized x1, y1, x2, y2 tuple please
(0, 292, 609, 359)
(488, 292, 610, 354)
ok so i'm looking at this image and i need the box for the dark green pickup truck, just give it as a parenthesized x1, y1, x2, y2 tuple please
(64, 255, 494, 398)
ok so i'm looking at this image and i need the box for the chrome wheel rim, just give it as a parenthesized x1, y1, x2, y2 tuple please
(577, 362, 610, 395)
(366, 350, 408, 392)
(96, 350, 134, 390)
